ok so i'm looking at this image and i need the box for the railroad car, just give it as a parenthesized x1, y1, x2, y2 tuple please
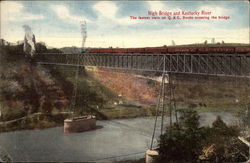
(187, 47, 198, 53)
(145, 48, 166, 53)
(167, 47, 194, 53)
(89, 49, 100, 53)
(221, 47, 235, 54)
(197, 47, 211, 54)
(209, 47, 235, 54)
(127, 48, 145, 53)
(173, 47, 197, 53)
(99, 48, 113, 53)
(167, 47, 177, 53)
(235, 47, 250, 54)
(88, 46, 250, 54)
(112, 48, 127, 53)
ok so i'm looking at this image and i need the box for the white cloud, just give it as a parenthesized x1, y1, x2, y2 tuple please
(148, 1, 181, 12)
(148, 1, 165, 11)
(198, 6, 229, 16)
(0, 1, 44, 21)
(93, 1, 139, 25)
(93, 1, 118, 19)
(50, 5, 91, 23)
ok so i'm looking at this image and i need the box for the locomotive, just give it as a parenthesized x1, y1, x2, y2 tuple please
(88, 46, 250, 54)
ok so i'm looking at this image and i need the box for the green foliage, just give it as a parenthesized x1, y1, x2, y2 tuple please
(0, 107, 26, 121)
(158, 110, 205, 162)
(70, 73, 115, 117)
(0, 45, 66, 121)
(212, 116, 239, 137)
(202, 116, 245, 162)
(179, 110, 200, 130)
(158, 110, 247, 163)
(47, 66, 117, 119)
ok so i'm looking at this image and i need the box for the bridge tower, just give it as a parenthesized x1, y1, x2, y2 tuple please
(149, 56, 179, 149)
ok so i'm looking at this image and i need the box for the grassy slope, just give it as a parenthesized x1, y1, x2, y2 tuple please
(92, 69, 250, 116)
(168, 74, 249, 115)
(52, 66, 157, 120)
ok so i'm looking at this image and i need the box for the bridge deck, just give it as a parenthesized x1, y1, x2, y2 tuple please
(36, 53, 250, 78)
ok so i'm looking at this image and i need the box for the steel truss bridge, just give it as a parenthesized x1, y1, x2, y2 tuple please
(37, 53, 250, 78)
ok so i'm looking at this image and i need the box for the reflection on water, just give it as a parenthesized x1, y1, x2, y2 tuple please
(0, 112, 238, 162)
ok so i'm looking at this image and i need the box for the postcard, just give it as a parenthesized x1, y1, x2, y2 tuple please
(0, 1, 249, 162)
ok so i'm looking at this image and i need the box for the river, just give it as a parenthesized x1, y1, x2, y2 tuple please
(0, 112, 239, 162)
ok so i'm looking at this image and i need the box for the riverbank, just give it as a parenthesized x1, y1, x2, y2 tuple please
(0, 112, 69, 133)
(0, 103, 156, 133)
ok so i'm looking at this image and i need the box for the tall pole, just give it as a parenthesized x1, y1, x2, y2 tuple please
(71, 54, 80, 118)
(150, 55, 166, 149)
(169, 73, 172, 126)
(150, 75, 164, 149)
(69, 20, 87, 118)
(161, 55, 166, 135)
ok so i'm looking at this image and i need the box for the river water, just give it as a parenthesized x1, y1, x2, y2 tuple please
(0, 112, 239, 162)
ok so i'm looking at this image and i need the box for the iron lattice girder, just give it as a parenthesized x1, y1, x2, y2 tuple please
(37, 53, 250, 77)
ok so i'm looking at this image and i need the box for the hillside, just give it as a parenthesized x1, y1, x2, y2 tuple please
(0, 44, 157, 132)
(91, 68, 250, 114)
(0, 45, 73, 129)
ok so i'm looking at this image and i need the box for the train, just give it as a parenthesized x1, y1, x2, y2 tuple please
(88, 46, 250, 54)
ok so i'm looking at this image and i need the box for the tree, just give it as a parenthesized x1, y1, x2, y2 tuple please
(158, 110, 205, 162)
(158, 112, 247, 163)
(201, 116, 244, 162)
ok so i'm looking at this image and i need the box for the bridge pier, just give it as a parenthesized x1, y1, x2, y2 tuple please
(64, 115, 96, 133)
(145, 149, 159, 163)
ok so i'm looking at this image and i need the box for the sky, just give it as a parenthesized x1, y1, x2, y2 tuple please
(0, 0, 249, 48)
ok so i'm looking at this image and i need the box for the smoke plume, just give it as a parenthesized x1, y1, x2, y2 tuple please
(23, 25, 36, 57)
